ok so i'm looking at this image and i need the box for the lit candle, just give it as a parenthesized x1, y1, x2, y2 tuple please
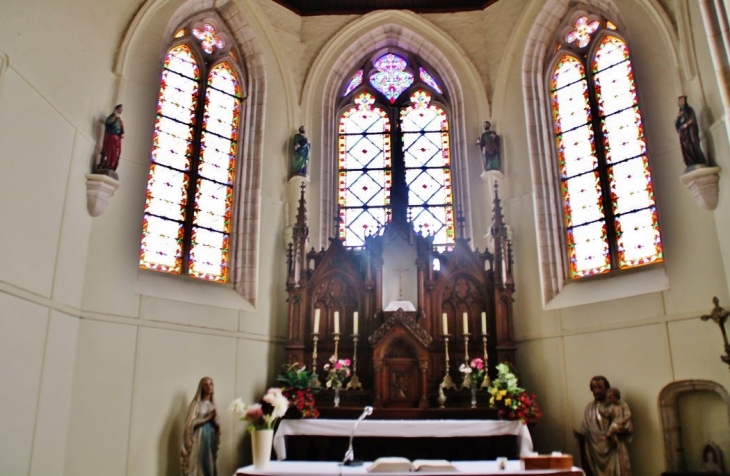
(313, 309, 320, 334)
(442, 313, 448, 335)
(463, 312, 469, 333)
(334, 311, 340, 334)
(353, 311, 359, 335)
(481, 312, 487, 335)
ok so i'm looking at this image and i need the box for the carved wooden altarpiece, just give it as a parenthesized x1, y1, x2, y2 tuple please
(285, 183, 517, 411)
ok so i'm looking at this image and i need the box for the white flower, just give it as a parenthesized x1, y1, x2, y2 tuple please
(459, 363, 472, 374)
(263, 388, 290, 419)
(228, 398, 247, 420)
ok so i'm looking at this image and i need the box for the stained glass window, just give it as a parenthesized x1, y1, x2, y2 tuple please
(338, 53, 454, 249)
(343, 70, 363, 97)
(140, 27, 243, 283)
(369, 53, 414, 103)
(400, 90, 453, 245)
(550, 25, 662, 279)
(338, 92, 391, 247)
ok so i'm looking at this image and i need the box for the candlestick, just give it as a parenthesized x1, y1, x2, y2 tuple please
(347, 334, 362, 390)
(353, 311, 359, 335)
(480, 334, 491, 389)
(333, 331, 340, 360)
(481, 312, 487, 335)
(462, 331, 472, 390)
(462, 312, 469, 334)
(334, 311, 340, 334)
(438, 334, 457, 408)
(310, 332, 322, 387)
(314, 309, 321, 334)
(442, 313, 448, 335)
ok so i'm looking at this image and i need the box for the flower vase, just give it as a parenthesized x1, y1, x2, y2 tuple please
(251, 429, 274, 470)
(334, 386, 341, 408)
(470, 387, 477, 408)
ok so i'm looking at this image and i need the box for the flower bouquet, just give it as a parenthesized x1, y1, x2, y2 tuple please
(487, 363, 542, 424)
(276, 363, 320, 419)
(323, 355, 351, 388)
(229, 387, 290, 431)
(459, 357, 489, 389)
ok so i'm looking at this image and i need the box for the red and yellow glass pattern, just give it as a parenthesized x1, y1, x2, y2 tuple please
(400, 90, 454, 247)
(141, 45, 200, 275)
(140, 44, 241, 282)
(551, 31, 662, 279)
(338, 92, 392, 247)
(592, 36, 662, 269)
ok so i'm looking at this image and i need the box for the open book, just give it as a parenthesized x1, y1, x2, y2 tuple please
(367, 457, 458, 473)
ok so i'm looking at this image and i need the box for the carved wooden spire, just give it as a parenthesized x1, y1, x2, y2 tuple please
(290, 182, 309, 287)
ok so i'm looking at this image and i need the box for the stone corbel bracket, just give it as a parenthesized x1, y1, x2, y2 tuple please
(680, 166, 721, 210)
(85, 173, 120, 217)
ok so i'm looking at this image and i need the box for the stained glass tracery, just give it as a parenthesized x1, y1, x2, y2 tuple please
(565, 16, 600, 48)
(419, 67, 443, 94)
(369, 53, 414, 103)
(140, 33, 242, 282)
(344, 70, 364, 97)
(193, 23, 225, 54)
(550, 25, 662, 279)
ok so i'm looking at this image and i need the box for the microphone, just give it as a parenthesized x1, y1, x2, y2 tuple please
(341, 406, 374, 466)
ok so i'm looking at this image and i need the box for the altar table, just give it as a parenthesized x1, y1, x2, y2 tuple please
(273, 419, 533, 460)
(235, 460, 584, 475)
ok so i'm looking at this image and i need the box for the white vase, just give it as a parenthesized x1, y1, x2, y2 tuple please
(251, 429, 274, 470)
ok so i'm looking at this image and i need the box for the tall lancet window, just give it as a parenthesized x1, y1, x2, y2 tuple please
(337, 52, 453, 249)
(139, 20, 243, 282)
(550, 15, 662, 279)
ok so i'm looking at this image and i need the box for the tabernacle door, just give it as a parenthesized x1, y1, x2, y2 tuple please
(370, 309, 432, 408)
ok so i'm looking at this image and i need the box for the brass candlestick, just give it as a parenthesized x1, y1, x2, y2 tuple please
(333, 332, 341, 360)
(480, 334, 491, 389)
(347, 334, 362, 390)
(462, 333, 472, 390)
(310, 332, 322, 387)
(439, 334, 457, 408)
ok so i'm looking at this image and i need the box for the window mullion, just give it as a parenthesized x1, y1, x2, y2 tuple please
(182, 63, 207, 276)
(586, 61, 618, 272)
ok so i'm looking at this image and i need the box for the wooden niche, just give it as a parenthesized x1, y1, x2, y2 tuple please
(284, 183, 517, 413)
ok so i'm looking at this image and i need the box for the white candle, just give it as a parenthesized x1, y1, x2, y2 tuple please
(463, 312, 469, 333)
(353, 311, 359, 335)
(442, 313, 448, 335)
(313, 309, 320, 334)
(334, 311, 340, 334)
(481, 312, 487, 335)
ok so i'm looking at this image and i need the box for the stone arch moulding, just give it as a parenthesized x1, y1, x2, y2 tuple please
(658, 380, 730, 472)
(115, 0, 267, 305)
(521, 0, 679, 308)
(302, 10, 490, 249)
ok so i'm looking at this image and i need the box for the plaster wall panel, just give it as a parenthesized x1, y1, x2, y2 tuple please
(127, 327, 237, 476)
(560, 292, 664, 331)
(140, 295, 239, 332)
(0, 69, 74, 298)
(64, 320, 137, 476)
(518, 337, 569, 453)
(0, 0, 135, 131)
(29, 310, 79, 476)
(677, 392, 730, 472)
(0, 293, 49, 476)
(81, 158, 147, 318)
(668, 317, 730, 387)
(564, 324, 673, 476)
(51, 132, 95, 309)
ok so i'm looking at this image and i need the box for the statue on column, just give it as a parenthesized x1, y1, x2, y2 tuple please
(477, 121, 501, 172)
(675, 96, 708, 171)
(96, 104, 124, 176)
(291, 125, 311, 178)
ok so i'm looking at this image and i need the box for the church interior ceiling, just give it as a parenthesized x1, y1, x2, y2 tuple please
(270, 0, 498, 15)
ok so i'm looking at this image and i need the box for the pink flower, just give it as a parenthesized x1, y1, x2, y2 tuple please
(471, 358, 484, 370)
(245, 404, 263, 421)
(343, 359, 351, 366)
(335, 362, 343, 370)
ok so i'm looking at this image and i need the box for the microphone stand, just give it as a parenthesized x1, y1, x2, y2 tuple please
(340, 406, 374, 466)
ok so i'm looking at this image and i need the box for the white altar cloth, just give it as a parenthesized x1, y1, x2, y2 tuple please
(273, 419, 533, 460)
(235, 460, 584, 475)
